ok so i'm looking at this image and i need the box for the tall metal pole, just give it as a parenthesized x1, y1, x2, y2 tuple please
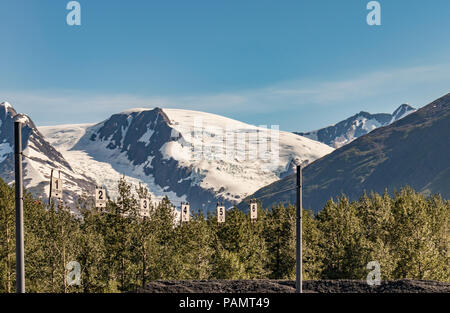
(14, 121, 25, 293)
(296, 165, 302, 293)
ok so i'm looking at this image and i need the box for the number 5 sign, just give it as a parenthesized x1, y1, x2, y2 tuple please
(95, 187, 106, 208)
(217, 204, 225, 223)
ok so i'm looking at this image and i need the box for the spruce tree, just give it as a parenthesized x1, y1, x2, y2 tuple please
(0, 180, 15, 292)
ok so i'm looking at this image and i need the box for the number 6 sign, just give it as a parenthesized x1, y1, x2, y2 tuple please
(250, 201, 258, 220)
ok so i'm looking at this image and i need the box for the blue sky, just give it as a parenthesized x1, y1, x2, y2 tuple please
(1, 0, 450, 131)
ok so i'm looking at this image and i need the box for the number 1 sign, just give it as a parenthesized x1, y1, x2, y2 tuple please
(51, 177, 63, 199)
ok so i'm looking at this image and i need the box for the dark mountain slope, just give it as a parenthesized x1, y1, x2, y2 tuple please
(242, 94, 450, 212)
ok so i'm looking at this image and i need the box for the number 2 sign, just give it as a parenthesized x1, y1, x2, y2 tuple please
(95, 187, 106, 208)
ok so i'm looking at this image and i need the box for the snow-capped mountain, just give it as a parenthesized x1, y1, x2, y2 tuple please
(296, 104, 416, 148)
(0, 102, 95, 202)
(390, 103, 416, 123)
(40, 108, 333, 211)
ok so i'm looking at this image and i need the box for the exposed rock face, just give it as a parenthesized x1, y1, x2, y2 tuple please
(75, 108, 224, 209)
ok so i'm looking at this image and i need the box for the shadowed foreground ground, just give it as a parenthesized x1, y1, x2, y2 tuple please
(138, 280, 450, 293)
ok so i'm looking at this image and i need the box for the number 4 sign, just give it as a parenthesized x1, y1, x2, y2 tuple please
(181, 202, 190, 222)
(95, 187, 106, 208)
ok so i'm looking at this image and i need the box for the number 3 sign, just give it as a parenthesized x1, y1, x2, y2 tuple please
(140, 198, 150, 217)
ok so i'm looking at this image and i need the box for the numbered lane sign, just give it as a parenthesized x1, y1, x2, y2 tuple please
(217, 205, 225, 223)
(181, 203, 190, 222)
(51, 177, 63, 199)
(250, 202, 258, 220)
(95, 188, 106, 208)
(140, 198, 150, 217)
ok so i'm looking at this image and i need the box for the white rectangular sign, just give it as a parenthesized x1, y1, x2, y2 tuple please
(95, 188, 106, 208)
(217, 205, 225, 223)
(51, 177, 63, 199)
(250, 202, 258, 220)
(181, 203, 190, 222)
(140, 198, 150, 217)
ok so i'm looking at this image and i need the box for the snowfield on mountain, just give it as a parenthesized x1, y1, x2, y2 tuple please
(38, 107, 333, 210)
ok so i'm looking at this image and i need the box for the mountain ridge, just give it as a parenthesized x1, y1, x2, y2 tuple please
(241, 94, 450, 212)
(0, 102, 95, 203)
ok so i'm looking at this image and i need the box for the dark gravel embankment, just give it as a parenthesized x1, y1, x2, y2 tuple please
(138, 279, 450, 293)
